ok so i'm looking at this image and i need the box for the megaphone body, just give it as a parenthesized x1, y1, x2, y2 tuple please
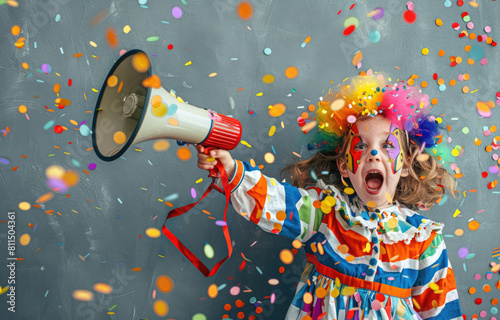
(91, 50, 240, 277)
(91, 49, 242, 162)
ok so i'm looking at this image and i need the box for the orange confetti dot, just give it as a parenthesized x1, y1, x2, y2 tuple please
(107, 75, 118, 87)
(303, 292, 313, 304)
(22, 62, 28, 69)
(437, 78, 445, 85)
(268, 103, 286, 117)
(36, 192, 54, 204)
(285, 66, 299, 79)
(142, 75, 162, 89)
(156, 275, 173, 293)
(462, 86, 469, 93)
(467, 58, 475, 65)
(236, 1, 253, 20)
(279, 249, 294, 264)
(421, 81, 428, 88)
(131, 267, 142, 272)
(468, 220, 480, 231)
(208, 283, 219, 298)
(463, 73, 470, 81)
(11, 25, 21, 35)
(93, 283, 113, 294)
(53, 83, 61, 93)
(55, 98, 71, 105)
(438, 50, 445, 57)
(308, 104, 315, 112)
(105, 27, 119, 49)
(224, 304, 232, 311)
(73, 53, 83, 58)
(449, 79, 456, 86)
(469, 287, 476, 294)
(177, 146, 192, 161)
(18, 105, 27, 114)
(237, 312, 245, 319)
(301, 112, 309, 120)
(483, 284, 491, 293)
(235, 299, 245, 308)
(113, 131, 127, 144)
(262, 74, 275, 84)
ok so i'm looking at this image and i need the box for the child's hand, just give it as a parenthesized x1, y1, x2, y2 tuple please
(195, 145, 235, 178)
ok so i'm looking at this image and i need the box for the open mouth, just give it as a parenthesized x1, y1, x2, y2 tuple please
(364, 170, 384, 194)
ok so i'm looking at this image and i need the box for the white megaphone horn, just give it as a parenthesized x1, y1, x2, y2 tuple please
(91, 49, 242, 167)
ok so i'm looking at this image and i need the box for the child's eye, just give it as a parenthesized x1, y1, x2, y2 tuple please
(354, 143, 367, 150)
(383, 142, 394, 148)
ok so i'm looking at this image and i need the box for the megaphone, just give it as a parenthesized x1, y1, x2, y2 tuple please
(91, 49, 242, 165)
(91, 49, 240, 277)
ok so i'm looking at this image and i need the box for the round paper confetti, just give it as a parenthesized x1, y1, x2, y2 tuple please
(153, 140, 170, 151)
(269, 103, 286, 117)
(262, 74, 275, 84)
(18, 105, 27, 114)
(156, 275, 173, 293)
(19, 233, 31, 246)
(403, 10, 417, 24)
(369, 30, 381, 43)
(18, 202, 31, 211)
(153, 299, 169, 317)
(347, 115, 357, 123)
(93, 283, 112, 294)
(113, 131, 127, 144)
(236, 1, 253, 20)
(145, 227, 161, 238)
(372, 7, 384, 20)
(458, 247, 469, 259)
(208, 284, 218, 298)
(72, 290, 94, 301)
(285, 66, 298, 79)
(230, 286, 240, 295)
(204, 242, 214, 259)
(279, 249, 294, 264)
(132, 52, 150, 73)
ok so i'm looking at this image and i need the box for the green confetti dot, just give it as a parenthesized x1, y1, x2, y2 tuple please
(462, 127, 469, 134)
(193, 314, 207, 320)
(147, 36, 159, 42)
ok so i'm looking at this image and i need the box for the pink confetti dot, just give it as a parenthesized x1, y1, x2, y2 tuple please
(474, 273, 481, 280)
(450, 163, 457, 170)
(172, 6, 182, 18)
(493, 154, 499, 161)
(406, 1, 414, 10)
(480, 58, 488, 66)
(486, 273, 493, 280)
(467, 22, 474, 29)
(270, 293, 276, 304)
(347, 115, 357, 123)
(458, 74, 464, 81)
(120, 49, 127, 56)
(479, 311, 487, 317)
(190, 187, 197, 198)
(230, 286, 240, 295)
(484, 26, 491, 33)
(484, 130, 491, 136)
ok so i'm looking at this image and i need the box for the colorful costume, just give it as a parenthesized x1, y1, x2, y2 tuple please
(225, 160, 462, 320)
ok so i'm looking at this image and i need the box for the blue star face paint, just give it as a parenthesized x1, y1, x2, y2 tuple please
(387, 123, 405, 174)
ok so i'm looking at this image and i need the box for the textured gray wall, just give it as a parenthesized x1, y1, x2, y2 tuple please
(1, 0, 499, 319)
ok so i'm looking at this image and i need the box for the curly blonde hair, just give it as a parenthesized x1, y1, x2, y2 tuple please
(281, 114, 458, 211)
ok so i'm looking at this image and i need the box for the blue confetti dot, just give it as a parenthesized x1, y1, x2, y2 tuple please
(468, 45, 484, 61)
(138, 0, 147, 4)
(366, 268, 375, 276)
(439, 84, 446, 92)
(249, 297, 257, 304)
(55, 14, 61, 22)
(264, 48, 272, 55)
(444, 0, 452, 7)
(369, 30, 381, 43)
(369, 258, 377, 266)
(80, 124, 90, 136)
(370, 149, 378, 156)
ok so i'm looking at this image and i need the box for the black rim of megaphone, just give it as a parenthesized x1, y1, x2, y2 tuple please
(91, 49, 152, 162)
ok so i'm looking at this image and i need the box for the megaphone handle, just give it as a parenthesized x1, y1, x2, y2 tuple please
(203, 146, 219, 178)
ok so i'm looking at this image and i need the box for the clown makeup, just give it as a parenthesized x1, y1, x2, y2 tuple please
(339, 116, 409, 209)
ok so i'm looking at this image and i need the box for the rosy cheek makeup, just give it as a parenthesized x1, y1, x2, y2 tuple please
(386, 123, 404, 174)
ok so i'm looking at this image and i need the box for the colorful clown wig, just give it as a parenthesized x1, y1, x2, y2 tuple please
(309, 71, 440, 153)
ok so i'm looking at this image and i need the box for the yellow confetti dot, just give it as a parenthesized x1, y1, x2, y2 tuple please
(93, 283, 113, 294)
(152, 104, 167, 117)
(123, 25, 131, 33)
(344, 187, 355, 195)
(132, 52, 150, 73)
(331, 287, 340, 298)
(341, 286, 356, 296)
(145, 227, 161, 238)
(185, 61, 192, 66)
(387, 217, 398, 229)
(264, 152, 275, 164)
(19, 233, 31, 246)
(292, 240, 302, 249)
(153, 140, 170, 152)
(240, 140, 252, 148)
(279, 249, 294, 264)
(113, 131, 127, 144)
(323, 196, 336, 207)
(429, 282, 440, 291)
(303, 292, 313, 304)
(72, 290, 94, 301)
(435, 19, 443, 26)
(456, 56, 462, 64)
(451, 148, 460, 157)
(22, 62, 29, 69)
(18, 202, 31, 211)
(366, 201, 377, 208)
(18, 105, 27, 114)
(153, 299, 169, 317)
(168, 118, 178, 126)
(89, 41, 97, 47)
(269, 125, 276, 136)
(422, 48, 429, 55)
(262, 74, 275, 84)
(455, 229, 464, 236)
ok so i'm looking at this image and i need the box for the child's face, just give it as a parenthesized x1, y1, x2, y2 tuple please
(337, 116, 408, 209)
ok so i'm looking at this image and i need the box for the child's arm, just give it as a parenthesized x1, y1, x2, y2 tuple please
(411, 232, 462, 319)
(196, 145, 326, 243)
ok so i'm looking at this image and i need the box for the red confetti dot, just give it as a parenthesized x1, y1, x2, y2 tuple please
(58, 104, 65, 109)
(68, 79, 72, 86)
(343, 25, 356, 36)
(475, 298, 482, 305)
(450, 61, 457, 67)
(457, 0, 464, 6)
(433, 73, 438, 80)
(167, 44, 173, 50)
(452, 22, 460, 30)
(54, 125, 63, 134)
(482, 171, 488, 178)
(461, 12, 469, 18)
(403, 10, 417, 24)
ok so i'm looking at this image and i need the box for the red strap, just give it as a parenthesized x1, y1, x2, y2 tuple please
(162, 161, 232, 277)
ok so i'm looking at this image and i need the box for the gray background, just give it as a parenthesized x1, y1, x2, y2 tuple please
(1, 0, 500, 319)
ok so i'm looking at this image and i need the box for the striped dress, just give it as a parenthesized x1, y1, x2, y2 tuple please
(225, 160, 462, 320)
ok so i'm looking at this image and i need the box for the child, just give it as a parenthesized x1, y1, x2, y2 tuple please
(196, 72, 462, 319)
